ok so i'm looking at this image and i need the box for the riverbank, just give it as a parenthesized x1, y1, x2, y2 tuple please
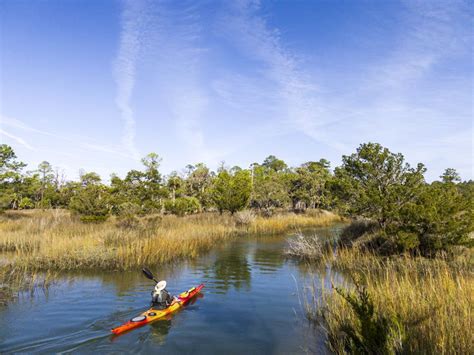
(0, 209, 342, 272)
(291, 234, 473, 354)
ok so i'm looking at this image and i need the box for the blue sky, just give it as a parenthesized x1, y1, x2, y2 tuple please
(1, 0, 472, 181)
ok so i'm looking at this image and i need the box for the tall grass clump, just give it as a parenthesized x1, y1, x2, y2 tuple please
(234, 210, 256, 228)
(304, 248, 473, 354)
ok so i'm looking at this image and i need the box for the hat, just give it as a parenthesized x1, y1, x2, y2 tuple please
(155, 280, 167, 292)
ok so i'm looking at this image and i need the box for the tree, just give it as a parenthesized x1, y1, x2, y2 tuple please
(333, 143, 426, 229)
(185, 163, 214, 208)
(211, 169, 252, 214)
(262, 155, 288, 172)
(289, 159, 332, 211)
(166, 171, 185, 202)
(69, 182, 110, 222)
(141, 153, 166, 210)
(395, 178, 473, 255)
(251, 164, 290, 212)
(440, 168, 461, 183)
(333, 143, 471, 255)
(80, 172, 101, 186)
(109, 153, 167, 214)
(164, 196, 201, 216)
(37, 161, 54, 208)
(0, 145, 26, 210)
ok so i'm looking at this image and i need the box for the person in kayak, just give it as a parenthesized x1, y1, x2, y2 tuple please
(151, 280, 178, 309)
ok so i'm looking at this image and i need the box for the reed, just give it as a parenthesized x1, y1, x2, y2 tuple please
(303, 247, 474, 354)
(249, 210, 342, 235)
(0, 264, 56, 306)
(0, 209, 341, 271)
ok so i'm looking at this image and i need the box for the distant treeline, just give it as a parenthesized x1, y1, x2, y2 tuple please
(1, 143, 472, 255)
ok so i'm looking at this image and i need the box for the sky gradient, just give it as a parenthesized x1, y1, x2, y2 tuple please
(1, 0, 472, 181)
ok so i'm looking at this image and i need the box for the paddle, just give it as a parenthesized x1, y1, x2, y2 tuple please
(142, 267, 159, 284)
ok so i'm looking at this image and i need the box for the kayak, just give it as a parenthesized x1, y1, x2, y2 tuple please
(111, 284, 204, 335)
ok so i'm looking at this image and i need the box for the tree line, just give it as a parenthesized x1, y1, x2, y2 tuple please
(1, 143, 472, 255)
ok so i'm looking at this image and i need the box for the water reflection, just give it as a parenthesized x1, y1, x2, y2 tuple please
(205, 243, 251, 293)
(252, 245, 285, 274)
(148, 319, 172, 345)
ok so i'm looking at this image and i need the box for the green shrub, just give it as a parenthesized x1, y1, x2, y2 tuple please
(340, 220, 378, 246)
(115, 202, 141, 228)
(18, 197, 34, 209)
(164, 197, 200, 216)
(334, 280, 403, 354)
(69, 185, 110, 222)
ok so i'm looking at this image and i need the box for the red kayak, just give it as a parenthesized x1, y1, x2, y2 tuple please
(111, 284, 204, 335)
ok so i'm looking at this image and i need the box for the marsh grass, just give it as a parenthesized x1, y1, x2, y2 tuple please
(303, 247, 474, 354)
(0, 264, 57, 306)
(0, 209, 341, 271)
(249, 210, 342, 235)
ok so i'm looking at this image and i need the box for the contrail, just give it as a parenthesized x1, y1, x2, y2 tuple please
(113, 0, 148, 160)
(0, 128, 33, 150)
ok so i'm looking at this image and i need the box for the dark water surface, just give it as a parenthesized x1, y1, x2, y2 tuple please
(0, 226, 343, 354)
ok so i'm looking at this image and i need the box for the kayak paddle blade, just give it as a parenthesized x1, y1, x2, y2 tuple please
(142, 268, 155, 281)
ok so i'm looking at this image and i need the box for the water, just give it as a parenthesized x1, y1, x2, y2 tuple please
(0, 226, 343, 354)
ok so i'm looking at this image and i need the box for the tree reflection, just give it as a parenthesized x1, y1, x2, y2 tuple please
(206, 244, 251, 292)
(149, 319, 172, 345)
(252, 245, 285, 273)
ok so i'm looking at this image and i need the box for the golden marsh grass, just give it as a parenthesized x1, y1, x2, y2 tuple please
(304, 248, 474, 354)
(0, 209, 341, 271)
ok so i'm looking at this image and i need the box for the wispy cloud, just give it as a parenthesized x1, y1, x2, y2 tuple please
(1, 114, 134, 158)
(217, 0, 348, 153)
(113, 0, 149, 160)
(0, 128, 33, 150)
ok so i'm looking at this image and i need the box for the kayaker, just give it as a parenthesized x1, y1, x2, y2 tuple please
(151, 280, 177, 309)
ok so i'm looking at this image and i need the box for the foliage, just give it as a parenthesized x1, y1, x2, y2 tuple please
(164, 196, 201, 216)
(333, 142, 426, 227)
(1, 143, 471, 255)
(289, 159, 332, 211)
(115, 202, 141, 228)
(184, 163, 214, 209)
(166, 171, 185, 202)
(0, 144, 26, 211)
(262, 155, 288, 172)
(18, 197, 34, 209)
(333, 279, 402, 355)
(211, 169, 252, 214)
(251, 161, 290, 212)
(332, 143, 472, 255)
(305, 248, 473, 354)
(69, 176, 110, 222)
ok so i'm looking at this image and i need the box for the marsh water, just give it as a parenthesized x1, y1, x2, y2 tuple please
(0, 225, 344, 354)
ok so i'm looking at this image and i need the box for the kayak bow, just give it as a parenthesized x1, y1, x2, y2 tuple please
(111, 284, 204, 335)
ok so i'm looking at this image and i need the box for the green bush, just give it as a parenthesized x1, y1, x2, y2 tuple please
(164, 197, 200, 216)
(69, 185, 110, 222)
(340, 220, 378, 246)
(334, 280, 403, 354)
(115, 202, 141, 228)
(18, 197, 34, 209)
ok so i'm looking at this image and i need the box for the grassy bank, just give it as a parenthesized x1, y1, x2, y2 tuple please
(0, 209, 341, 271)
(293, 235, 473, 354)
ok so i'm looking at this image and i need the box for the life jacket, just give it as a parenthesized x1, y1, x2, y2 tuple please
(152, 289, 171, 309)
